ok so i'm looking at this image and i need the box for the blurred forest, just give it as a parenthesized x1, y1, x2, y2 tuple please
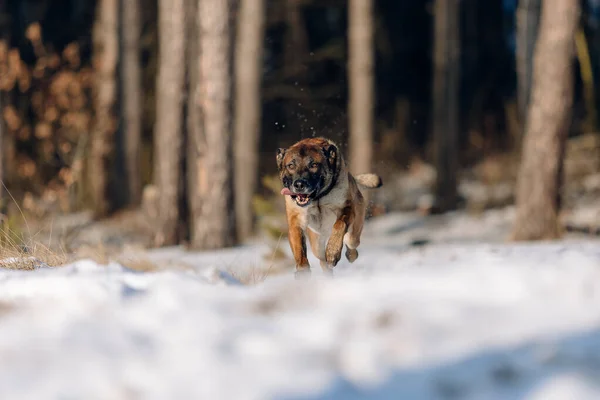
(0, 0, 599, 254)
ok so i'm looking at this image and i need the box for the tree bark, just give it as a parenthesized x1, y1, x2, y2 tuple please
(90, 0, 118, 218)
(348, 0, 374, 177)
(284, 0, 308, 77)
(234, 0, 265, 242)
(0, 89, 4, 221)
(0, 28, 8, 218)
(511, 0, 579, 241)
(121, 0, 143, 206)
(516, 0, 542, 129)
(432, 0, 460, 212)
(189, 0, 236, 249)
(154, 0, 186, 246)
(186, 0, 199, 246)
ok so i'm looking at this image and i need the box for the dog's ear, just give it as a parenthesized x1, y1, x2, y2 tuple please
(276, 148, 287, 171)
(322, 143, 338, 168)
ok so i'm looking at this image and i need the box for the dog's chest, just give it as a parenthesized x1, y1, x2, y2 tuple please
(306, 204, 338, 235)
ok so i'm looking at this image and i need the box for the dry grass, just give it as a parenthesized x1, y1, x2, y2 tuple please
(0, 227, 287, 283)
(226, 232, 291, 285)
(116, 256, 194, 273)
(0, 186, 291, 280)
(0, 219, 68, 270)
(116, 257, 162, 272)
(228, 263, 288, 286)
(0, 184, 68, 269)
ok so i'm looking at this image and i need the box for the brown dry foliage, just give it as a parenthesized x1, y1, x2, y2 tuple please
(0, 26, 94, 213)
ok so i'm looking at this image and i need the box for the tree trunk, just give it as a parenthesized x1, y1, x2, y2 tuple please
(186, 0, 199, 245)
(0, 15, 3, 219)
(90, 0, 118, 218)
(234, 0, 265, 242)
(153, 0, 186, 246)
(511, 0, 579, 241)
(348, 0, 374, 177)
(432, 0, 460, 212)
(189, 0, 236, 249)
(516, 0, 542, 130)
(0, 90, 4, 221)
(121, 0, 143, 206)
(0, 33, 4, 221)
(284, 0, 308, 77)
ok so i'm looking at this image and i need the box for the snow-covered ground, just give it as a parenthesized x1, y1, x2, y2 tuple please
(1, 208, 600, 400)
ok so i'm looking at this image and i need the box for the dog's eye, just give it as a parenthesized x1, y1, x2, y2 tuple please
(286, 163, 295, 170)
(310, 163, 319, 169)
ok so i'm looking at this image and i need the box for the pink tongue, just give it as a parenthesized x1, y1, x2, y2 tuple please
(280, 188, 293, 196)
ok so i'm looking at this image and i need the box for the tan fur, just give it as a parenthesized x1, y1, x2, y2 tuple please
(355, 173, 383, 189)
(277, 137, 382, 277)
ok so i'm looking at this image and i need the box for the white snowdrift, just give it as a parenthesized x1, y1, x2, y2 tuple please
(0, 212, 599, 399)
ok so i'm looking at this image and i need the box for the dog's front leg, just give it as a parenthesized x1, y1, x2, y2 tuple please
(325, 206, 353, 271)
(288, 223, 311, 278)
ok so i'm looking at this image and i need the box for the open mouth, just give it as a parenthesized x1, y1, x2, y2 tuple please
(292, 193, 312, 206)
(280, 187, 315, 207)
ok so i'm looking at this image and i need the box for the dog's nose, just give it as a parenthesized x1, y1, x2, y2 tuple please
(293, 180, 307, 191)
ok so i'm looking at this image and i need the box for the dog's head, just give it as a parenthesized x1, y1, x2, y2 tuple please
(276, 138, 340, 207)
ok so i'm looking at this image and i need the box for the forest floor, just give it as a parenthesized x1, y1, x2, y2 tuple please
(0, 205, 600, 399)
(1, 134, 600, 398)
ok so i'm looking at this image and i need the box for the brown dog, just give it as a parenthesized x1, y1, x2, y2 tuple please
(276, 137, 382, 277)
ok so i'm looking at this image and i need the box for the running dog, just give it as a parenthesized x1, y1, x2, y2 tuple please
(276, 137, 382, 277)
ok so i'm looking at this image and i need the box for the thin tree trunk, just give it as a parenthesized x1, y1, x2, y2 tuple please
(0, 90, 4, 221)
(0, 35, 3, 221)
(154, 0, 186, 246)
(284, 0, 308, 77)
(516, 0, 542, 130)
(189, 0, 236, 249)
(511, 0, 579, 241)
(90, 0, 118, 218)
(348, 0, 374, 177)
(234, 0, 265, 242)
(121, 0, 143, 206)
(432, 0, 460, 212)
(0, 19, 3, 219)
(0, 33, 8, 219)
(186, 0, 200, 246)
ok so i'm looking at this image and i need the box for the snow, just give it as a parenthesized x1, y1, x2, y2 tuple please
(1, 209, 600, 399)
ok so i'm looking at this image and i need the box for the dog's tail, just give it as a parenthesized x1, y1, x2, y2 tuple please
(355, 173, 383, 189)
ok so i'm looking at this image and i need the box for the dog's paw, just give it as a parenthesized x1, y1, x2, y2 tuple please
(345, 248, 358, 263)
(319, 261, 335, 277)
(294, 267, 311, 280)
(325, 236, 344, 266)
(325, 247, 342, 267)
(322, 267, 334, 277)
